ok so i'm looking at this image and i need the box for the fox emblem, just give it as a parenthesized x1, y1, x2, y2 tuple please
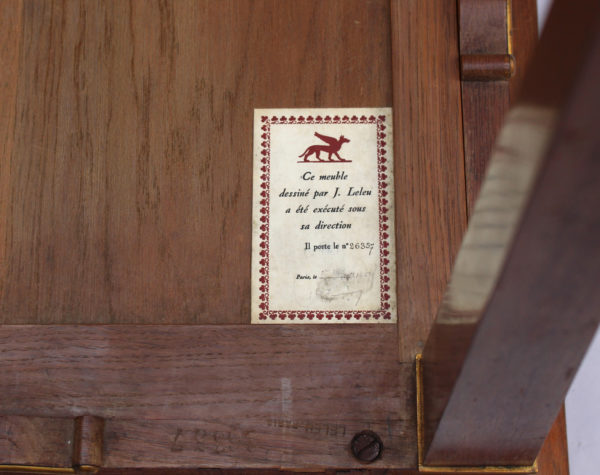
(298, 132, 351, 162)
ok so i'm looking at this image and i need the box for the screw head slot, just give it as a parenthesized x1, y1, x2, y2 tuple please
(350, 430, 383, 463)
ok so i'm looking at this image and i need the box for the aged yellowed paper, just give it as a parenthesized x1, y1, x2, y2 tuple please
(251, 108, 396, 324)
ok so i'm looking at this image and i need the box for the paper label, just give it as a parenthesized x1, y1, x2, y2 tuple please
(251, 108, 396, 324)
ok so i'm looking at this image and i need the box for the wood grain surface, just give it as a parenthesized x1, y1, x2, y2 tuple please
(458, 0, 511, 212)
(391, 0, 467, 361)
(455, 0, 570, 472)
(513, 3, 571, 471)
(73, 415, 105, 468)
(0, 325, 414, 469)
(0, 0, 392, 324)
(460, 80, 509, 212)
(422, 0, 600, 466)
(460, 54, 514, 81)
(0, 0, 574, 472)
(454, 2, 570, 472)
(459, 0, 540, 213)
(0, 0, 23, 286)
(0, 415, 73, 468)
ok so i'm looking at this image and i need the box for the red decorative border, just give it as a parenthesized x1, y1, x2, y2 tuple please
(257, 114, 392, 321)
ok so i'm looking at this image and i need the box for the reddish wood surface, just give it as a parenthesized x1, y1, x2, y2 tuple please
(455, 1, 570, 472)
(536, 408, 570, 475)
(456, 0, 570, 472)
(73, 415, 105, 468)
(0, 0, 572, 472)
(458, 0, 511, 212)
(459, 0, 508, 55)
(460, 80, 510, 211)
(0, 416, 73, 468)
(0, 0, 392, 325)
(0, 325, 414, 469)
(460, 54, 514, 81)
(423, 0, 600, 466)
(510, 0, 539, 100)
(391, 0, 467, 361)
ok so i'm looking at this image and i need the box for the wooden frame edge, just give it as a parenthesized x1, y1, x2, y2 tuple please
(416, 354, 538, 474)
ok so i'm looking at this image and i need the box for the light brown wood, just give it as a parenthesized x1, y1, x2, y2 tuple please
(391, 0, 468, 361)
(0, 1, 575, 472)
(0, 0, 392, 325)
(0, 0, 22, 284)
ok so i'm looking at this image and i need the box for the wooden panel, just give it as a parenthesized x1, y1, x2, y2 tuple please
(460, 81, 509, 212)
(391, 0, 467, 360)
(458, 0, 510, 212)
(0, 0, 392, 324)
(458, 0, 541, 210)
(0, 416, 73, 468)
(0, 411, 566, 472)
(0, 325, 414, 469)
(0, 0, 22, 286)
(0, 1, 571, 473)
(459, 0, 508, 54)
(422, 0, 600, 466)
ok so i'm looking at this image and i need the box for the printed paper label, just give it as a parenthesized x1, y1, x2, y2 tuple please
(251, 108, 396, 323)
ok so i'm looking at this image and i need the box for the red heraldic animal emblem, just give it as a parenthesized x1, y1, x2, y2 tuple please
(298, 132, 351, 163)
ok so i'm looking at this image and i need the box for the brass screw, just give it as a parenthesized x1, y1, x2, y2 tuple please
(350, 430, 383, 463)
